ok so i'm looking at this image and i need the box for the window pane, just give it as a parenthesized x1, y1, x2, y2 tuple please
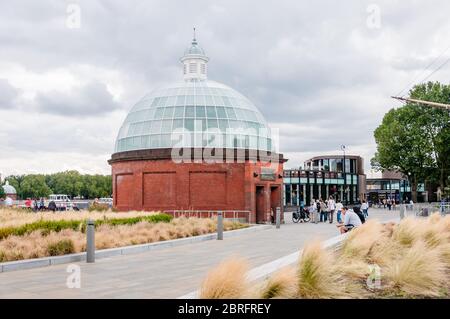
(154, 108, 164, 119)
(219, 119, 229, 131)
(207, 119, 218, 129)
(161, 120, 172, 132)
(173, 119, 184, 130)
(166, 96, 176, 106)
(195, 106, 206, 118)
(185, 106, 195, 117)
(163, 107, 175, 119)
(186, 95, 194, 105)
(174, 106, 184, 118)
(150, 121, 161, 134)
(184, 119, 194, 131)
(216, 106, 227, 118)
(205, 95, 214, 105)
(225, 107, 237, 119)
(206, 106, 216, 118)
(196, 95, 206, 106)
(160, 134, 171, 147)
(150, 135, 160, 148)
(175, 95, 185, 106)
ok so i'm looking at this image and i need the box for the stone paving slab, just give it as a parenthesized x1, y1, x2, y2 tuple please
(0, 209, 398, 299)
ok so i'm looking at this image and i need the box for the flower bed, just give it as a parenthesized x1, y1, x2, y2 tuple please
(0, 209, 247, 262)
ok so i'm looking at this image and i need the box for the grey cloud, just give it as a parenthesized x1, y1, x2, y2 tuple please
(0, 79, 19, 109)
(34, 82, 120, 116)
(1, 0, 450, 175)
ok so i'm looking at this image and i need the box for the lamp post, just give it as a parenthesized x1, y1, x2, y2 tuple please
(341, 145, 347, 204)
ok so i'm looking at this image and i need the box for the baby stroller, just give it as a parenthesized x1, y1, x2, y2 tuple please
(292, 207, 311, 223)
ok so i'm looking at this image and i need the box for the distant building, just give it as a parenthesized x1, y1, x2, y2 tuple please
(2, 181, 17, 200)
(283, 155, 366, 208)
(365, 170, 430, 203)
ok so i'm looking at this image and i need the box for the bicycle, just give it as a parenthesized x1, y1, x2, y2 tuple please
(292, 208, 311, 223)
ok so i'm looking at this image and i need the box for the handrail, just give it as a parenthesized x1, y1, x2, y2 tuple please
(164, 210, 252, 223)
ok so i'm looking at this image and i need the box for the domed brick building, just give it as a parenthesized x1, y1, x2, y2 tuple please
(109, 35, 286, 223)
(2, 181, 17, 200)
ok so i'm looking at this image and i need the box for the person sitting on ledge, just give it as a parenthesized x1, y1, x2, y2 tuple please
(336, 206, 362, 234)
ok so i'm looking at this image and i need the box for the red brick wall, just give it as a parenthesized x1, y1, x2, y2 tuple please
(111, 159, 284, 223)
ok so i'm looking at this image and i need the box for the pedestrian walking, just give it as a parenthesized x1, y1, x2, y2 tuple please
(319, 199, 328, 223)
(361, 200, 369, 218)
(335, 200, 343, 223)
(309, 200, 318, 224)
(327, 196, 336, 224)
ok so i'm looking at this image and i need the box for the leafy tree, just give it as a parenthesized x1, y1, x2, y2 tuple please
(4, 171, 112, 200)
(20, 175, 52, 199)
(0, 183, 5, 199)
(46, 170, 83, 198)
(372, 81, 450, 201)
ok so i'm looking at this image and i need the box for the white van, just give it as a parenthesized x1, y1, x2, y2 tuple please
(48, 194, 72, 210)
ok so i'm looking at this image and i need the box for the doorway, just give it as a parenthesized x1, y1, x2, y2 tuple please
(270, 185, 281, 216)
(255, 186, 265, 223)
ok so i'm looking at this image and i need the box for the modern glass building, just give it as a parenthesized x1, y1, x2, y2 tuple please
(283, 155, 366, 207)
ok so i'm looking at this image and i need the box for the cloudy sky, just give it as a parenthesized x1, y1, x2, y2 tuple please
(1, 0, 450, 178)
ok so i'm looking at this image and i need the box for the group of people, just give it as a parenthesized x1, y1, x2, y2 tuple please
(374, 198, 396, 210)
(24, 198, 46, 211)
(306, 197, 369, 233)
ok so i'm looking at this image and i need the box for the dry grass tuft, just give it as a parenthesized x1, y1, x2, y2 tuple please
(392, 217, 423, 247)
(196, 215, 450, 299)
(297, 241, 345, 298)
(384, 240, 447, 297)
(0, 216, 248, 262)
(199, 257, 250, 299)
(341, 220, 386, 261)
(257, 267, 297, 299)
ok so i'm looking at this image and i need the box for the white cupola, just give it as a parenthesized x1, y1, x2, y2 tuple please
(180, 28, 209, 81)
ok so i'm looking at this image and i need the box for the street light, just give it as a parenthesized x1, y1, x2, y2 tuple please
(341, 145, 347, 204)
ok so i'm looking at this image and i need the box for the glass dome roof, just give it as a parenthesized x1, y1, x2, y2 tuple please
(114, 36, 274, 154)
(115, 80, 273, 153)
(2, 181, 16, 194)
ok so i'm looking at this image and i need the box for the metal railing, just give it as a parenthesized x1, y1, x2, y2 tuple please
(164, 210, 252, 223)
(400, 202, 450, 218)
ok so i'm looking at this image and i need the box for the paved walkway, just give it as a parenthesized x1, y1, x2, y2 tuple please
(0, 209, 398, 298)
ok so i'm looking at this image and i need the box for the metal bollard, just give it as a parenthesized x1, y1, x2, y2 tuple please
(86, 219, 95, 263)
(217, 211, 223, 240)
(276, 207, 281, 229)
(399, 204, 405, 220)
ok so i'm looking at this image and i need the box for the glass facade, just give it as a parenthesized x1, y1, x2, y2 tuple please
(365, 179, 420, 204)
(283, 169, 360, 206)
(115, 80, 273, 153)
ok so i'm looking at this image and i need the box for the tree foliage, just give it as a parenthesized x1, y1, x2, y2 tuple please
(372, 81, 450, 201)
(5, 171, 112, 200)
(0, 184, 5, 199)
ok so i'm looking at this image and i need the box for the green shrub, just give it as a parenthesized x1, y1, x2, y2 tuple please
(0, 220, 81, 240)
(47, 239, 75, 256)
(0, 214, 174, 240)
(145, 213, 173, 223)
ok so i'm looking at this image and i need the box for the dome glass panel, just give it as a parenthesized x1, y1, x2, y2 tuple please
(114, 80, 273, 153)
